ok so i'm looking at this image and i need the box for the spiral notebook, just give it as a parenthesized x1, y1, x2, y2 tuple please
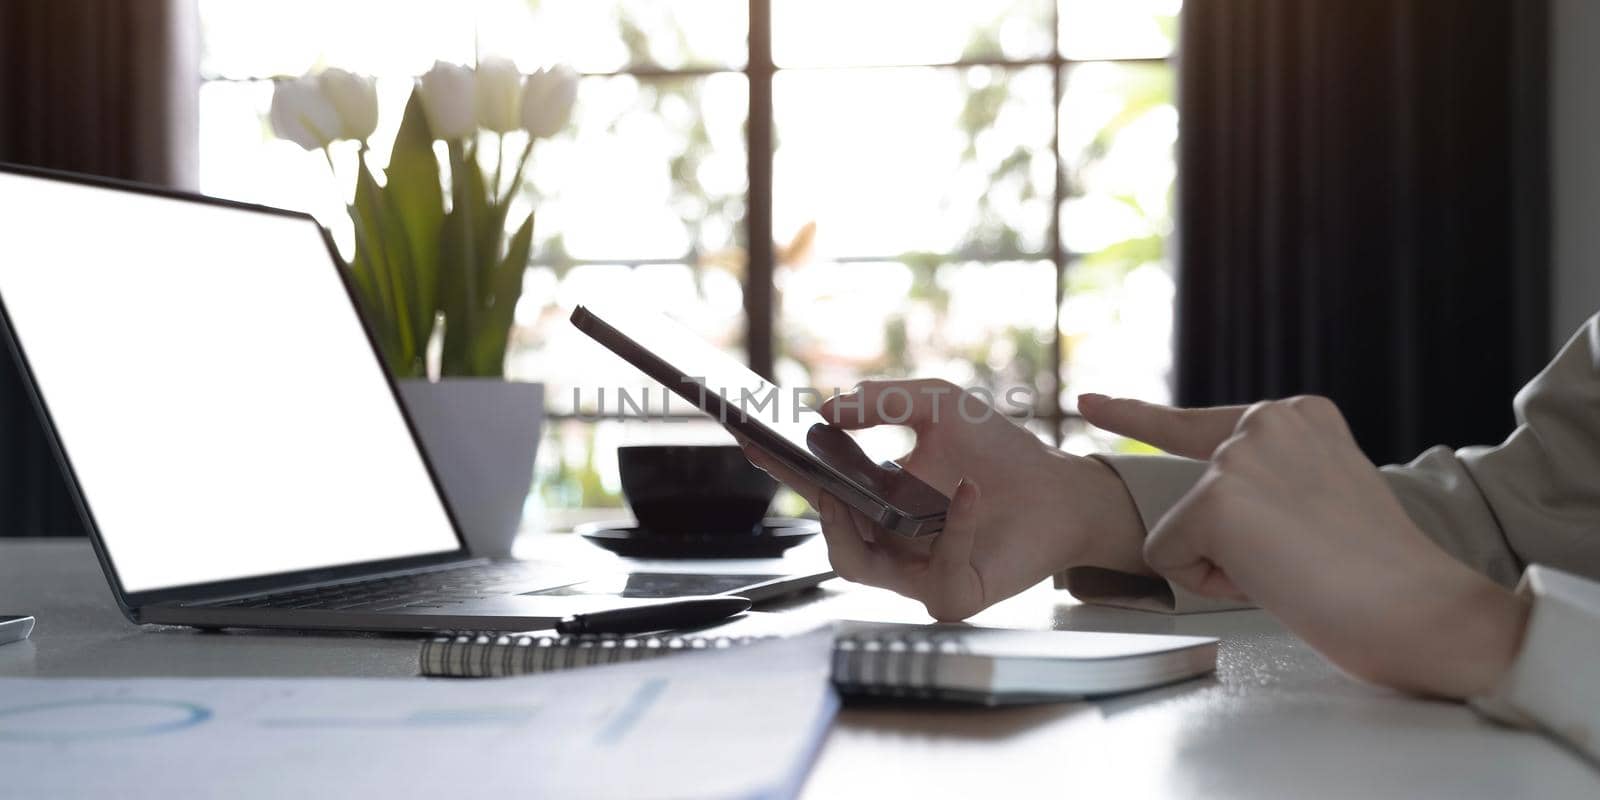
(420, 615, 1218, 704)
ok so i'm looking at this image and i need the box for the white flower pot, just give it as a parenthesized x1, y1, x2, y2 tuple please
(396, 379, 544, 558)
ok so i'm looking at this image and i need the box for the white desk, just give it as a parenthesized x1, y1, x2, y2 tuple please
(1, 536, 1594, 798)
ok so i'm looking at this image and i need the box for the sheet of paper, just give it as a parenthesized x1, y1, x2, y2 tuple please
(0, 630, 838, 800)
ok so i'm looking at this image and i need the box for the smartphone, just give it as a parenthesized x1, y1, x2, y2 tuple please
(570, 305, 949, 537)
(0, 615, 34, 646)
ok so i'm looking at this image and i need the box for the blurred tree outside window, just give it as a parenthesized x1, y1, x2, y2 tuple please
(197, 0, 1179, 524)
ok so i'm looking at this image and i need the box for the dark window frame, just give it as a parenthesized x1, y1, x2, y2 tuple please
(196, 1, 1178, 445)
(739, 0, 1171, 445)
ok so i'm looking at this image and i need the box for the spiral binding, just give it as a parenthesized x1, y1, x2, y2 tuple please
(421, 628, 969, 698)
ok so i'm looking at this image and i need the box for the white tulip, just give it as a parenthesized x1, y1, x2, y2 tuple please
(520, 65, 578, 139)
(474, 56, 523, 134)
(318, 68, 379, 141)
(268, 75, 341, 151)
(418, 60, 476, 140)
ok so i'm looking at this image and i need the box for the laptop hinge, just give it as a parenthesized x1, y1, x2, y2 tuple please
(161, 556, 493, 607)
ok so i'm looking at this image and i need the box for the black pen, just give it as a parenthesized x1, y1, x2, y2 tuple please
(554, 596, 752, 635)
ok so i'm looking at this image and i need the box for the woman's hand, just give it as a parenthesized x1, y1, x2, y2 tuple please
(740, 379, 1149, 621)
(1079, 393, 1530, 698)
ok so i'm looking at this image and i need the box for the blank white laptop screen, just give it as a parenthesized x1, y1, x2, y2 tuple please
(0, 172, 462, 593)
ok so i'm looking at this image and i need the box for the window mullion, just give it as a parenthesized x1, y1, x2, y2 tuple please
(744, 0, 777, 379)
(1050, 6, 1067, 447)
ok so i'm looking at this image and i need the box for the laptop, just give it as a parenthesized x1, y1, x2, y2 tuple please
(0, 164, 831, 633)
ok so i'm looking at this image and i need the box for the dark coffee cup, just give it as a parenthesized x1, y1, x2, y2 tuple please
(618, 444, 778, 534)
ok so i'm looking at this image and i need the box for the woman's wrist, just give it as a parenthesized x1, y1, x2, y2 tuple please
(1442, 579, 1531, 698)
(1372, 565, 1532, 699)
(1056, 452, 1156, 577)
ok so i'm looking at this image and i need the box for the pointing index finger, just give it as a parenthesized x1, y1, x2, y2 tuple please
(1078, 393, 1248, 460)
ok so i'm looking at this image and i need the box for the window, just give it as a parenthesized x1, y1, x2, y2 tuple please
(198, 0, 1179, 521)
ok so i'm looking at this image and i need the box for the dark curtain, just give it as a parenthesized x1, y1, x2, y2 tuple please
(0, 0, 198, 535)
(1176, 0, 1550, 465)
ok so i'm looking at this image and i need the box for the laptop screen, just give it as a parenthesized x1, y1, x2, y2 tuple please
(0, 171, 463, 594)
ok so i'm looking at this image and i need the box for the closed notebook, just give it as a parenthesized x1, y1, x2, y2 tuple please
(420, 616, 1218, 704)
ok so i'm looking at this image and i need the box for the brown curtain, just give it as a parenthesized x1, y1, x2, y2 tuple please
(1175, 0, 1550, 465)
(0, 0, 198, 535)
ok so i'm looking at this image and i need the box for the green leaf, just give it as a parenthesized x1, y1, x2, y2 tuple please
(458, 148, 504, 310)
(472, 212, 534, 377)
(342, 217, 382, 322)
(438, 142, 483, 377)
(439, 142, 516, 377)
(436, 200, 471, 377)
(1081, 234, 1163, 275)
(372, 171, 428, 376)
(476, 192, 511, 299)
(384, 90, 444, 356)
(350, 164, 406, 368)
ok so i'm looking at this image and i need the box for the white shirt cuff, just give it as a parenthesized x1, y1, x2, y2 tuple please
(1470, 565, 1600, 761)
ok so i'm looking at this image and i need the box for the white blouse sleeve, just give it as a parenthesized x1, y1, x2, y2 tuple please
(1471, 565, 1600, 762)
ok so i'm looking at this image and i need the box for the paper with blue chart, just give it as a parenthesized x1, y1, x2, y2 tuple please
(0, 630, 838, 800)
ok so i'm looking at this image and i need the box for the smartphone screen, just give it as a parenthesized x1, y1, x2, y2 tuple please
(571, 305, 950, 535)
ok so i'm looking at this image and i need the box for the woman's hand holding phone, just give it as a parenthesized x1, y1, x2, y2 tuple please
(739, 379, 1151, 621)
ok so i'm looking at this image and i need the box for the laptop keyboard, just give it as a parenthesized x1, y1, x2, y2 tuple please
(201, 562, 579, 612)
